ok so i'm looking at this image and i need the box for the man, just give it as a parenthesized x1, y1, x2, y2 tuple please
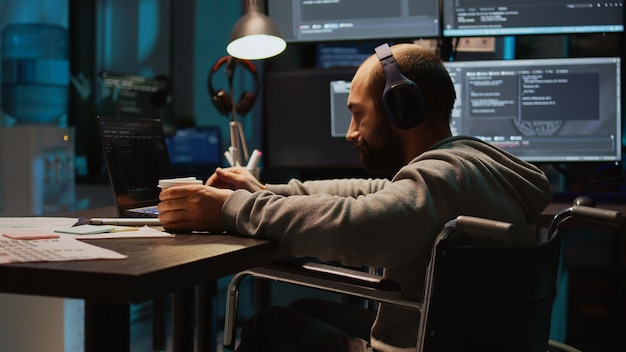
(158, 43, 553, 351)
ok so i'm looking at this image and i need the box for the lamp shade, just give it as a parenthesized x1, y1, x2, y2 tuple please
(227, 11, 286, 60)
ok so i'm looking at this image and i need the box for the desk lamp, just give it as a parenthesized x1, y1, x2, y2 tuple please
(226, 0, 286, 60)
(222, 0, 286, 169)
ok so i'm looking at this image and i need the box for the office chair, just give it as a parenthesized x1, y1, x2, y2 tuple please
(222, 206, 621, 351)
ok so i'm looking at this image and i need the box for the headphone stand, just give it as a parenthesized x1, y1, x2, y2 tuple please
(227, 120, 249, 167)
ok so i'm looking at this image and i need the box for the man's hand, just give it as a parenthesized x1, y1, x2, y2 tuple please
(157, 185, 233, 233)
(206, 167, 266, 192)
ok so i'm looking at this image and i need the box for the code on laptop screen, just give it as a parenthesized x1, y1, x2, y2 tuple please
(98, 116, 172, 209)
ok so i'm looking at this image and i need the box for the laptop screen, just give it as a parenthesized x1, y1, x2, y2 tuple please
(97, 116, 172, 212)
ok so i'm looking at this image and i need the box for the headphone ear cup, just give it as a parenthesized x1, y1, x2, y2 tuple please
(236, 91, 256, 116)
(212, 90, 233, 116)
(383, 85, 427, 129)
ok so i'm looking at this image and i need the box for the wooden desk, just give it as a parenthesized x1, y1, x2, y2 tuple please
(0, 229, 288, 352)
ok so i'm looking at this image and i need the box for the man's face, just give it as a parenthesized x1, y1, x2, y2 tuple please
(346, 60, 405, 176)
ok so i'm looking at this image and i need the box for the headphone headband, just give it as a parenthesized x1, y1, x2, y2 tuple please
(374, 43, 427, 129)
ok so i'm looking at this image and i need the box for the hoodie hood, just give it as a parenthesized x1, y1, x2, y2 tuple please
(414, 135, 553, 226)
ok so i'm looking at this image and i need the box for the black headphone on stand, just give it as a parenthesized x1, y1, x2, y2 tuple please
(374, 43, 427, 129)
(207, 56, 259, 117)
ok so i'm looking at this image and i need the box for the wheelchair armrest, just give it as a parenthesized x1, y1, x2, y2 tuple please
(572, 205, 622, 226)
(300, 262, 401, 291)
(248, 259, 415, 307)
(549, 205, 622, 234)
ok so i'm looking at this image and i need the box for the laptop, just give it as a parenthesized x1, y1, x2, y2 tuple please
(97, 115, 173, 217)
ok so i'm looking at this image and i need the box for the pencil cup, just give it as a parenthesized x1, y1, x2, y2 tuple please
(248, 168, 261, 180)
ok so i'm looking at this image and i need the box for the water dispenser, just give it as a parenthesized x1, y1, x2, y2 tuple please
(0, 23, 74, 215)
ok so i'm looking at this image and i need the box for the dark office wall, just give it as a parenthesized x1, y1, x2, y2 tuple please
(69, 0, 99, 178)
(67, 0, 253, 180)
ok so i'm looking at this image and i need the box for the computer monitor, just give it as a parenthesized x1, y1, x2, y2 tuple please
(100, 72, 169, 119)
(269, 0, 440, 43)
(442, 0, 624, 37)
(266, 57, 621, 171)
(265, 67, 360, 170)
(165, 127, 222, 179)
(445, 57, 622, 163)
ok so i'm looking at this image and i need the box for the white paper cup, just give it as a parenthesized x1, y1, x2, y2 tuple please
(158, 177, 203, 189)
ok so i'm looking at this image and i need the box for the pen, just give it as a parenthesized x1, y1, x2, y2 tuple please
(229, 146, 241, 167)
(224, 150, 235, 167)
(246, 149, 262, 170)
(88, 218, 162, 226)
(109, 226, 140, 233)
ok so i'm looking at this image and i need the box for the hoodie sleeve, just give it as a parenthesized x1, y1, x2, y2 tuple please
(220, 137, 552, 269)
(266, 177, 391, 197)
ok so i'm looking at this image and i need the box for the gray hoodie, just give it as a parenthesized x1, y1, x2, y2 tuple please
(222, 135, 553, 351)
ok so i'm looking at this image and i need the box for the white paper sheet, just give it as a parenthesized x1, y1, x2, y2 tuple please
(0, 217, 174, 239)
(0, 236, 127, 264)
(0, 217, 175, 264)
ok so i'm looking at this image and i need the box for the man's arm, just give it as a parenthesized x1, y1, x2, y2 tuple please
(267, 178, 391, 197)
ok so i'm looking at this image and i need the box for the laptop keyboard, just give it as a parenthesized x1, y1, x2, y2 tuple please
(126, 206, 160, 217)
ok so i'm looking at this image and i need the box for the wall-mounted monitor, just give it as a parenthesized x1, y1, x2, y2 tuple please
(100, 72, 169, 118)
(445, 57, 622, 163)
(265, 67, 360, 170)
(269, 0, 440, 43)
(442, 0, 624, 37)
(266, 57, 621, 171)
